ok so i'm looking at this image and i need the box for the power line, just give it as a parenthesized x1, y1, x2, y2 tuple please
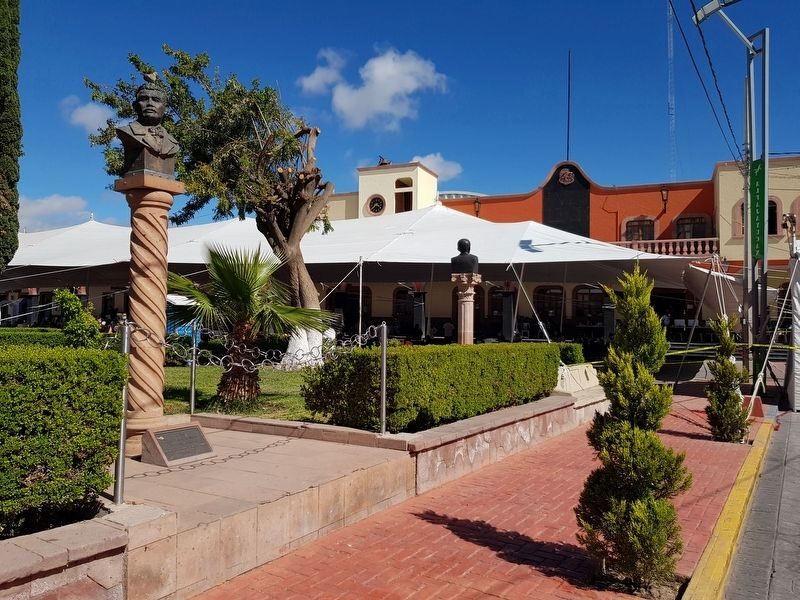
(688, 0, 744, 163)
(668, 0, 742, 165)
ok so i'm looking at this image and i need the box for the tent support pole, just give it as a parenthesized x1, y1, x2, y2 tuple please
(560, 264, 568, 335)
(512, 264, 525, 340)
(358, 256, 363, 346)
(509, 263, 550, 343)
(426, 263, 434, 337)
(674, 265, 713, 385)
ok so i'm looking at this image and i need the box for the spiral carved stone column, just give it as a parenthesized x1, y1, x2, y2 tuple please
(451, 273, 481, 345)
(115, 174, 185, 456)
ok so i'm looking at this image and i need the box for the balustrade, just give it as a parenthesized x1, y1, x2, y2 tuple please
(610, 237, 719, 257)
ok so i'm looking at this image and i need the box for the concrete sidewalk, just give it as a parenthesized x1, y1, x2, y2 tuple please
(725, 411, 800, 600)
(196, 394, 751, 600)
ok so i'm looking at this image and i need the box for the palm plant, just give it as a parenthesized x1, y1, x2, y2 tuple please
(167, 244, 331, 406)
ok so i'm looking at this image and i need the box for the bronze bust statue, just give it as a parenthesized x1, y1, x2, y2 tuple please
(451, 238, 479, 273)
(116, 78, 180, 178)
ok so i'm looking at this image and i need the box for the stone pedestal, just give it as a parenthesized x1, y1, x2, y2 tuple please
(451, 273, 482, 345)
(115, 174, 185, 456)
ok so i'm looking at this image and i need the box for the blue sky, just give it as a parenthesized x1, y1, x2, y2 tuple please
(16, 0, 800, 231)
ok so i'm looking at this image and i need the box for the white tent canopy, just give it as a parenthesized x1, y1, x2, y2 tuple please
(6, 204, 690, 288)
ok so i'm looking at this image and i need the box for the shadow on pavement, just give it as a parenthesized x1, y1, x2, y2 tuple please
(413, 509, 596, 587)
(659, 428, 714, 441)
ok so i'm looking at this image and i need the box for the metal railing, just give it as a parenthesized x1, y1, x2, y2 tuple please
(610, 237, 720, 257)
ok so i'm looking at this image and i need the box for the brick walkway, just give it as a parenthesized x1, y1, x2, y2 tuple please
(197, 395, 750, 600)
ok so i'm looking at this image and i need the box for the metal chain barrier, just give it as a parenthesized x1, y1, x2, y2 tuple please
(158, 323, 384, 374)
(110, 319, 389, 502)
(128, 437, 294, 479)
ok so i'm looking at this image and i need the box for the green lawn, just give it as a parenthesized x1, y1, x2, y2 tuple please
(163, 365, 322, 422)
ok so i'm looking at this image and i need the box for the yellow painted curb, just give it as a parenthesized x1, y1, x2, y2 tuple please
(682, 420, 773, 600)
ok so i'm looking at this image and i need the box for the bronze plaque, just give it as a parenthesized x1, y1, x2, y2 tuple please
(140, 423, 216, 467)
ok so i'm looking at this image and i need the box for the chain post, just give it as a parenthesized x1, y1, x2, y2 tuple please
(113, 317, 131, 505)
(380, 321, 387, 435)
(189, 320, 198, 414)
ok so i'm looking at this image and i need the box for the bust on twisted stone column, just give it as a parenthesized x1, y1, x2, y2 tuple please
(450, 239, 481, 345)
(114, 75, 184, 456)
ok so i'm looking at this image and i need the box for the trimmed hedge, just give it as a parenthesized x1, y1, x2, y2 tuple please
(303, 342, 561, 433)
(556, 342, 584, 365)
(0, 327, 66, 347)
(0, 346, 127, 537)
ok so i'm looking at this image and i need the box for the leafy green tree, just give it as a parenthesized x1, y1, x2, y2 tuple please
(705, 315, 750, 442)
(0, 0, 21, 273)
(167, 245, 331, 406)
(85, 46, 334, 355)
(602, 263, 669, 373)
(53, 289, 102, 349)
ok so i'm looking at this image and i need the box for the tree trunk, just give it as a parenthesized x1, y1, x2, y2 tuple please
(216, 329, 261, 404)
(217, 363, 261, 405)
(281, 250, 324, 368)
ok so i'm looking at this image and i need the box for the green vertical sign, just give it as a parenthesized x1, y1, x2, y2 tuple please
(750, 159, 765, 261)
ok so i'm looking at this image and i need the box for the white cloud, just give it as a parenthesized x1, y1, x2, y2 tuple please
(412, 152, 462, 181)
(299, 48, 446, 131)
(19, 194, 90, 232)
(297, 48, 346, 94)
(59, 95, 114, 134)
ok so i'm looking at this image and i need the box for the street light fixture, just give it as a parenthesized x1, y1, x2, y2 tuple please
(660, 185, 669, 212)
(694, 0, 769, 374)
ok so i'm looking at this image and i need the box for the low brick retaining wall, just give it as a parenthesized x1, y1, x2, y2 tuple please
(409, 392, 606, 493)
(0, 510, 127, 599)
(194, 365, 608, 496)
(1, 366, 606, 600)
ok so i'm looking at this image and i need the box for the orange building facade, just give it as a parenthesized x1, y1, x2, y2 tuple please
(442, 161, 716, 251)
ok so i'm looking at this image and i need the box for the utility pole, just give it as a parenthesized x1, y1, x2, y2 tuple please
(693, 0, 769, 374)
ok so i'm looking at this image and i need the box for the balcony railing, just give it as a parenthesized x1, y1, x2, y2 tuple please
(610, 237, 719, 257)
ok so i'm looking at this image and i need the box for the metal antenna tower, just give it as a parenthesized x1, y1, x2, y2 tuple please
(667, 1, 678, 182)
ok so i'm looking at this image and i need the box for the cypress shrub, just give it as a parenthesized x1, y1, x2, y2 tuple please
(602, 263, 669, 374)
(576, 265, 691, 589)
(0, 346, 127, 537)
(0, 0, 21, 273)
(303, 342, 561, 432)
(705, 315, 750, 442)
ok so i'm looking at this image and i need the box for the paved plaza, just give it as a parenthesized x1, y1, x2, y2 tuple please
(197, 394, 750, 600)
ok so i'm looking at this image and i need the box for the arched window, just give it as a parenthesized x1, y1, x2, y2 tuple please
(738, 199, 779, 235)
(395, 177, 412, 188)
(675, 216, 709, 239)
(573, 286, 605, 327)
(486, 285, 516, 340)
(533, 286, 564, 335)
(625, 219, 655, 241)
(326, 285, 371, 335)
(393, 288, 415, 336)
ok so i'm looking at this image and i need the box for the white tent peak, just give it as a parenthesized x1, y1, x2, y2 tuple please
(9, 204, 691, 288)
